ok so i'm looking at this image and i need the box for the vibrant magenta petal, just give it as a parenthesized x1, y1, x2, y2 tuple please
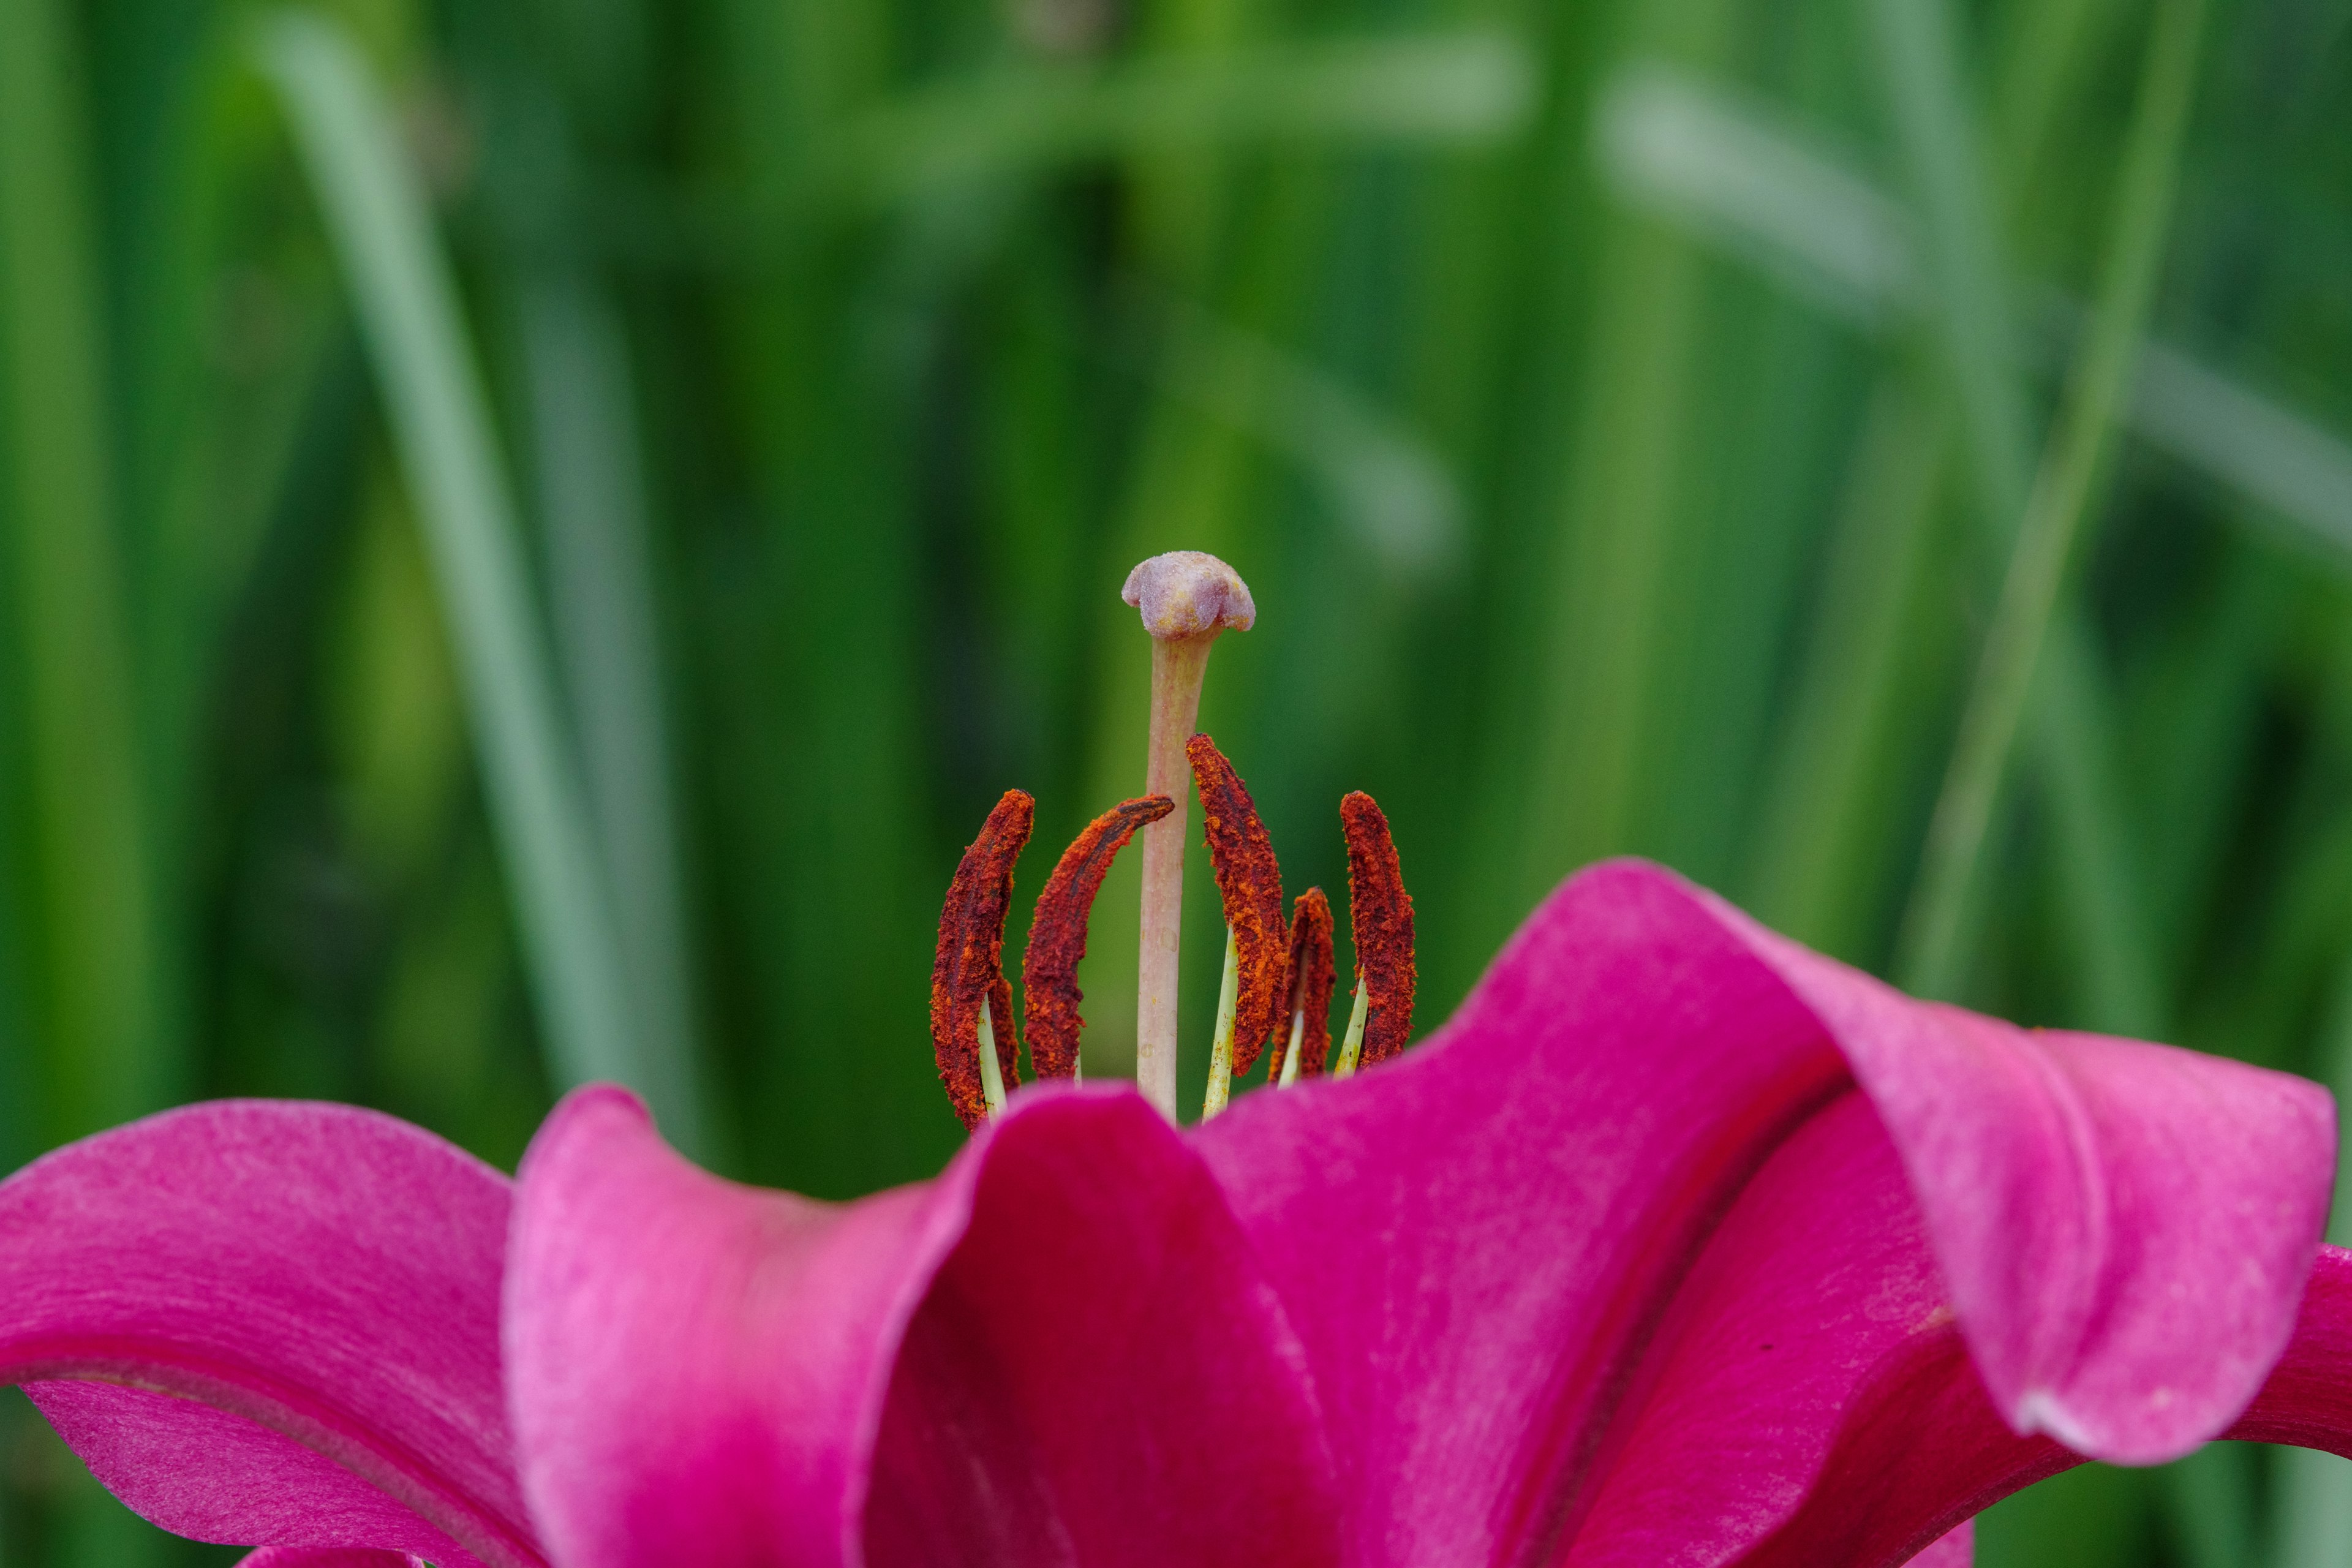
(29, 1384, 486, 1567)
(235, 1551, 429, 1568)
(1196, 859, 2332, 1564)
(506, 1084, 1338, 1568)
(1566, 1093, 1945, 1566)
(1725, 1321, 2060, 1567)
(0, 1101, 538, 1568)
(2234, 1244, 2352, 1453)
(1729, 1248, 2352, 1568)
(1910, 1524, 1973, 1567)
(1728, 912, 2332, 1460)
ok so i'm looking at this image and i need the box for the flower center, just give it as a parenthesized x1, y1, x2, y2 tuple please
(926, 551, 1417, 1129)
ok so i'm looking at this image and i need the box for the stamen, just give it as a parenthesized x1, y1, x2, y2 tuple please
(930, 790, 1034, 1130)
(977, 994, 1009, 1118)
(1202, 927, 1242, 1118)
(1022, 794, 1174, 1082)
(1332, 978, 1371, 1077)
(1272, 888, 1335, 1085)
(1278, 1011, 1309, 1086)
(1127, 551, 1256, 1120)
(1341, 790, 1415, 1067)
(1187, 734, 1289, 1081)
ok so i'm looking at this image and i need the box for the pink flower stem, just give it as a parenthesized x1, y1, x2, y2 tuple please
(1136, 633, 1214, 1118)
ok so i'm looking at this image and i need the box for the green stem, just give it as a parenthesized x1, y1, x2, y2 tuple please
(1897, 0, 2207, 990)
(1200, 926, 1240, 1118)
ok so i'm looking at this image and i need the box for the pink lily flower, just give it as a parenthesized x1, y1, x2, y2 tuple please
(2, 859, 2348, 1568)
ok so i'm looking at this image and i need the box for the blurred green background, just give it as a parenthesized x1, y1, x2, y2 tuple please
(2, 0, 2350, 1559)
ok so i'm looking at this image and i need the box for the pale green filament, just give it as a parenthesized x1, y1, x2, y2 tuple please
(1332, 978, 1370, 1078)
(1202, 927, 1240, 1118)
(978, 993, 1008, 1120)
(1277, 1006, 1308, 1087)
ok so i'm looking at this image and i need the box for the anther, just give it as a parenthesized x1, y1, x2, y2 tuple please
(930, 790, 1034, 1130)
(1022, 795, 1174, 1082)
(1273, 888, 1335, 1085)
(1340, 791, 1415, 1068)
(1127, 551, 1255, 1120)
(1187, 734, 1289, 1082)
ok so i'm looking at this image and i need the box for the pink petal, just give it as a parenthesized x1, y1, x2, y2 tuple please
(1729, 1324, 2063, 1567)
(1910, 1523, 1973, 1568)
(235, 1551, 431, 1568)
(1195, 859, 2332, 1563)
(1566, 1093, 1947, 1566)
(506, 1084, 1338, 1568)
(2228, 1243, 2352, 1453)
(1728, 910, 2333, 1461)
(29, 1384, 484, 1567)
(0, 1101, 537, 1567)
(1730, 1248, 2352, 1568)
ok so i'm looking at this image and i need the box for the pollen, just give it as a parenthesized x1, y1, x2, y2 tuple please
(1187, 734, 1289, 1079)
(930, 790, 1034, 1130)
(1273, 888, 1336, 1081)
(1341, 791, 1415, 1066)
(1022, 794, 1175, 1081)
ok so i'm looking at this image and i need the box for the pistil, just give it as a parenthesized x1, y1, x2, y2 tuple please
(1124, 552, 1255, 1119)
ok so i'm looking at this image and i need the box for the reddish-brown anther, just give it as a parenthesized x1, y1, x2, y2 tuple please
(1187, 734, 1289, 1078)
(930, 790, 1034, 1129)
(1342, 790, 1415, 1065)
(1022, 794, 1174, 1080)
(1272, 887, 1336, 1080)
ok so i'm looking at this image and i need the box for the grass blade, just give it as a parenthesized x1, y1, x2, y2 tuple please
(1594, 66, 1911, 329)
(2163, 1442, 2260, 1568)
(1597, 64, 2352, 576)
(828, 32, 1536, 207)
(1138, 289, 1464, 578)
(1743, 387, 1951, 959)
(255, 10, 696, 1142)
(595, 31, 1542, 265)
(0, 0, 175, 1144)
(518, 271, 707, 1157)
(1863, 0, 2034, 517)
(2128, 339, 2352, 557)
(1898, 0, 2208, 992)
